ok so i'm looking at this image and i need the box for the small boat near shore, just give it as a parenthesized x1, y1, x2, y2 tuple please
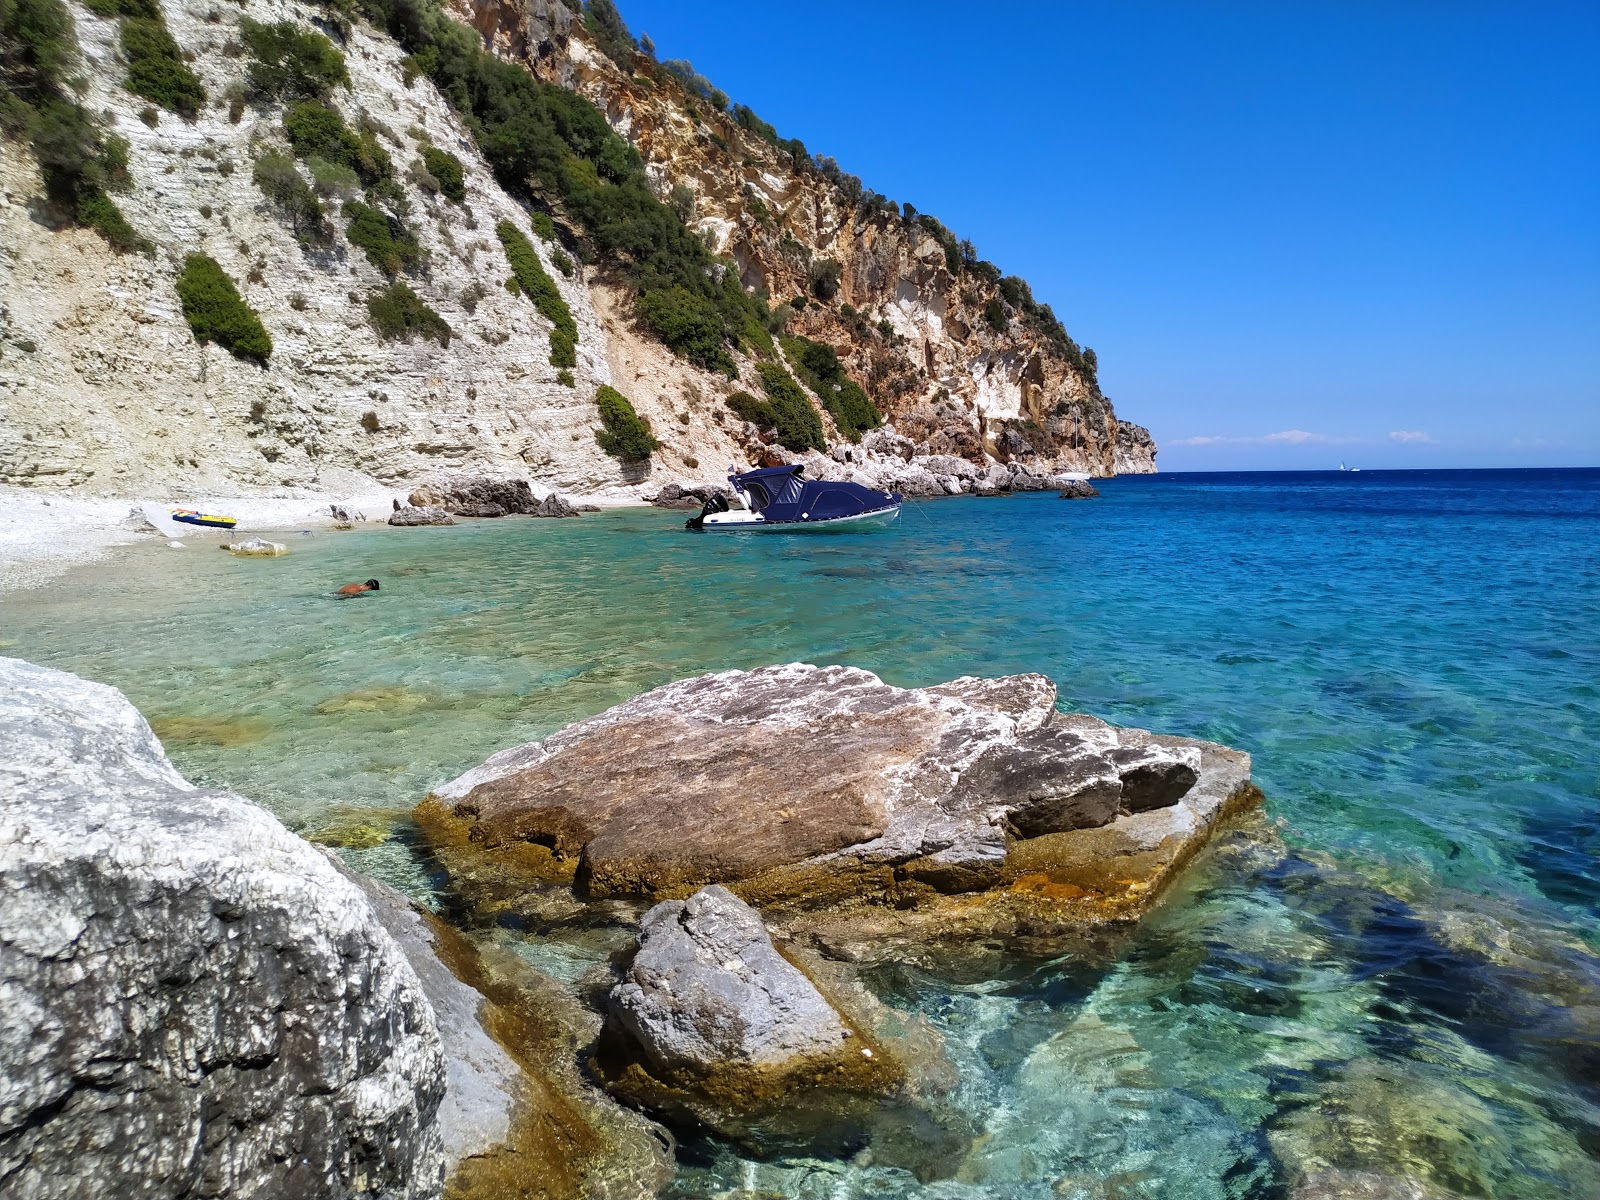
(170, 508, 237, 529)
(687, 464, 901, 532)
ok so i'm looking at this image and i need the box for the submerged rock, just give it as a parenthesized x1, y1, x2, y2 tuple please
(221, 536, 288, 555)
(0, 657, 446, 1199)
(418, 665, 1260, 948)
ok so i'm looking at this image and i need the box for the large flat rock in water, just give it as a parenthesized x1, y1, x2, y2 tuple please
(421, 664, 1261, 924)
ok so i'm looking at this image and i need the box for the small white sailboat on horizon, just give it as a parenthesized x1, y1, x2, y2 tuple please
(1339, 462, 1361, 473)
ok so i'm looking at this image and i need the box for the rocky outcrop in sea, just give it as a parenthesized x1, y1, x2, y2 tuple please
(419, 664, 1260, 953)
(2, 655, 1259, 1191)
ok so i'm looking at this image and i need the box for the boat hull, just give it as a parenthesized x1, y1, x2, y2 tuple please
(701, 505, 900, 533)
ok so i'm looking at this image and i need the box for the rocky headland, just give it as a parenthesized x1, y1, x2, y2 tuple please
(1, 0, 1154, 554)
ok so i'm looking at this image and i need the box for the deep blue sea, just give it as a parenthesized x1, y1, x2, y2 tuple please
(4, 468, 1597, 1196)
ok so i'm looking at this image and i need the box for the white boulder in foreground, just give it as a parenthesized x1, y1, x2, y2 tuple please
(0, 658, 446, 1200)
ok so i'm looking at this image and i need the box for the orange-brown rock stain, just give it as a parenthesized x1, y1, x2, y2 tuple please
(421, 915, 604, 1200)
(424, 914, 675, 1199)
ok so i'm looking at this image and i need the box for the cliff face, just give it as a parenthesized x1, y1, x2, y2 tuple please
(457, 0, 1157, 477)
(0, 0, 756, 499)
(0, 0, 1153, 502)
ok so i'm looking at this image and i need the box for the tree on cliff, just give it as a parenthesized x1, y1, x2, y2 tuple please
(583, 0, 635, 67)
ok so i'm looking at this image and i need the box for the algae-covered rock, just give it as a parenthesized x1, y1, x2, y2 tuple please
(419, 664, 1257, 943)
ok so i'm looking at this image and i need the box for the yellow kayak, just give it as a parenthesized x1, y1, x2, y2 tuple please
(170, 508, 237, 530)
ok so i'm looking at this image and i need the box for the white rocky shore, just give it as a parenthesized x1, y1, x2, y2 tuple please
(0, 477, 622, 595)
(0, 418, 1096, 595)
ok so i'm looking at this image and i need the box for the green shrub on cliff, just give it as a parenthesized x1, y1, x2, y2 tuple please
(594, 385, 657, 461)
(753, 363, 824, 452)
(581, 0, 635, 68)
(326, 0, 769, 370)
(496, 219, 577, 369)
(252, 153, 328, 244)
(636, 287, 731, 374)
(0, 0, 149, 251)
(305, 154, 359, 196)
(344, 197, 420, 276)
(420, 145, 464, 202)
(240, 17, 349, 101)
(724, 390, 768, 427)
(120, 15, 205, 117)
(284, 100, 389, 186)
(176, 254, 272, 363)
(0, 0, 77, 126)
(366, 281, 450, 346)
(781, 335, 880, 442)
(528, 210, 556, 240)
(808, 258, 842, 301)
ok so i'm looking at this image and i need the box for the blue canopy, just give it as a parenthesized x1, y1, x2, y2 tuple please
(729, 463, 899, 524)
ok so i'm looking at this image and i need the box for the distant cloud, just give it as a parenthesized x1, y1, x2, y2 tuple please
(1171, 430, 1359, 447)
(1388, 430, 1436, 444)
(1263, 429, 1333, 444)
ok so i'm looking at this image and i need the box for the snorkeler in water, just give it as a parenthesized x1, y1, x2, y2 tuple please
(335, 579, 380, 597)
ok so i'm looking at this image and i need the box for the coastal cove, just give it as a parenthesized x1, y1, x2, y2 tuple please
(4, 468, 1599, 1196)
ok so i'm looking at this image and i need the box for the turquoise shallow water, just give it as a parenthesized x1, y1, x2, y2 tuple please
(3, 468, 1598, 1195)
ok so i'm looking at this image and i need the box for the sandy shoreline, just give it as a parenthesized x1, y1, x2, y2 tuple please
(0, 484, 643, 597)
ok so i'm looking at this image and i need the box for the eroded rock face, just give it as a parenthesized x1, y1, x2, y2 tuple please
(0, 657, 447, 1200)
(420, 664, 1258, 931)
(611, 886, 852, 1074)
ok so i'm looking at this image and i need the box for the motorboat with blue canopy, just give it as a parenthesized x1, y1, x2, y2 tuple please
(687, 464, 901, 532)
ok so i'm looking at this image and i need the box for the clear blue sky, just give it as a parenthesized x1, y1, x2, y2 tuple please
(613, 0, 1599, 470)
